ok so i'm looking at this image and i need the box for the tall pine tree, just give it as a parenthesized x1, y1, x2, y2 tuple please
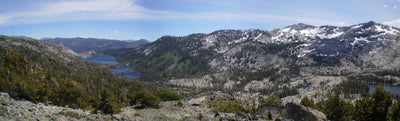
(372, 86, 392, 121)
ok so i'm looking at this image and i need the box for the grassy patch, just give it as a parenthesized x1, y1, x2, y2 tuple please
(210, 101, 247, 113)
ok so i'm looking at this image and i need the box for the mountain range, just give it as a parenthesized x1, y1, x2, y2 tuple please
(41, 37, 150, 53)
(106, 21, 400, 78)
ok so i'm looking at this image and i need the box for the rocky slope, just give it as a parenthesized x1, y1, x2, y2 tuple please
(1, 91, 326, 121)
(0, 35, 81, 62)
(0, 92, 113, 121)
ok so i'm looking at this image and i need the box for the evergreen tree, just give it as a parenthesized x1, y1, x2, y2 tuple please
(98, 88, 122, 114)
(372, 86, 392, 121)
(389, 102, 400, 121)
(354, 98, 374, 121)
(300, 96, 315, 108)
(318, 95, 351, 121)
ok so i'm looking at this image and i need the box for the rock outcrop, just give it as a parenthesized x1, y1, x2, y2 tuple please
(254, 103, 326, 121)
(0, 92, 111, 121)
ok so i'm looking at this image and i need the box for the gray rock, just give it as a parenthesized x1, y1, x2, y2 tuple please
(255, 103, 326, 121)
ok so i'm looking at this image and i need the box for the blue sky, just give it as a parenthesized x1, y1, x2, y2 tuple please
(0, 0, 399, 41)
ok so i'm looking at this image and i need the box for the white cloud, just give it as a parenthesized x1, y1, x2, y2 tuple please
(0, 0, 159, 25)
(383, 5, 388, 8)
(384, 19, 400, 27)
(0, 0, 349, 27)
(395, 5, 398, 9)
(0, 16, 9, 24)
(40, 0, 131, 15)
(338, 22, 348, 26)
(113, 30, 119, 34)
(77, 36, 89, 38)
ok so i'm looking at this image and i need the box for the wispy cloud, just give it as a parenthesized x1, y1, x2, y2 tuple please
(0, 0, 352, 26)
(113, 30, 119, 34)
(395, 5, 398, 9)
(384, 19, 400, 27)
(383, 5, 388, 8)
(0, 0, 159, 25)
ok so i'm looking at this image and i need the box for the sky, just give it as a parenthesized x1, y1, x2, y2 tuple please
(0, 0, 399, 41)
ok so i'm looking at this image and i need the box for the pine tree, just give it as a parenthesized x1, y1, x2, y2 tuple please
(99, 88, 122, 114)
(300, 96, 315, 108)
(372, 86, 392, 121)
(389, 102, 400, 121)
(354, 98, 374, 121)
(319, 95, 350, 121)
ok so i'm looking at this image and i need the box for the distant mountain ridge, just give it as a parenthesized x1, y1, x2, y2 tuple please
(41, 37, 150, 53)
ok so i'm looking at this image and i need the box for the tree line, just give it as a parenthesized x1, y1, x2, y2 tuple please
(301, 86, 400, 121)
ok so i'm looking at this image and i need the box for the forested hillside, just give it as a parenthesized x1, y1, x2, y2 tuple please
(0, 35, 154, 114)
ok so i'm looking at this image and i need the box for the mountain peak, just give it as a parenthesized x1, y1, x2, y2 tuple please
(359, 21, 380, 28)
(287, 23, 316, 30)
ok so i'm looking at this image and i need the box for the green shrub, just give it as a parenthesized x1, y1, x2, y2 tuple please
(300, 96, 315, 108)
(177, 101, 183, 107)
(210, 101, 247, 113)
(265, 95, 280, 105)
(157, 89, 183, 101)
(128, 89, 160, 108)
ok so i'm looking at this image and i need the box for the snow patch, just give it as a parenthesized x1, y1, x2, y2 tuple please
(299, 28, 320, 36)
(351, 37, 371, 46)
(351, 25, 362, 29)
(298, 48, 315, 57)
(206, 39, 212, 43)
(254, 33, 262, 40)
(324, 32, 343, 39)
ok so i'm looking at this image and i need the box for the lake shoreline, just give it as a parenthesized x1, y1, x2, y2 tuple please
(82, 54, 145, 79)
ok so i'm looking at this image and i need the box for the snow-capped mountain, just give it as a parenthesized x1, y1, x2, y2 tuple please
(105, 21, 400, 78)
(199, 21, 399, 60)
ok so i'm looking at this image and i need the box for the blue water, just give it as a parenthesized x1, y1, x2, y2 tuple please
(365, 69, 390, 73)
(110, 66, 146, 79)
(81, 55, 145, 79)
(368, 84, 400, 96)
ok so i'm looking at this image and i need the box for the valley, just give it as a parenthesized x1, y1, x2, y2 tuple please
(1, 21, 400, 120)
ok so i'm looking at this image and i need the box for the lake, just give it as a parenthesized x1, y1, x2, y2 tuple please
(368, 84, 400, 96)
(110, 66, 146, 79)
(82, 55, 145, 79)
